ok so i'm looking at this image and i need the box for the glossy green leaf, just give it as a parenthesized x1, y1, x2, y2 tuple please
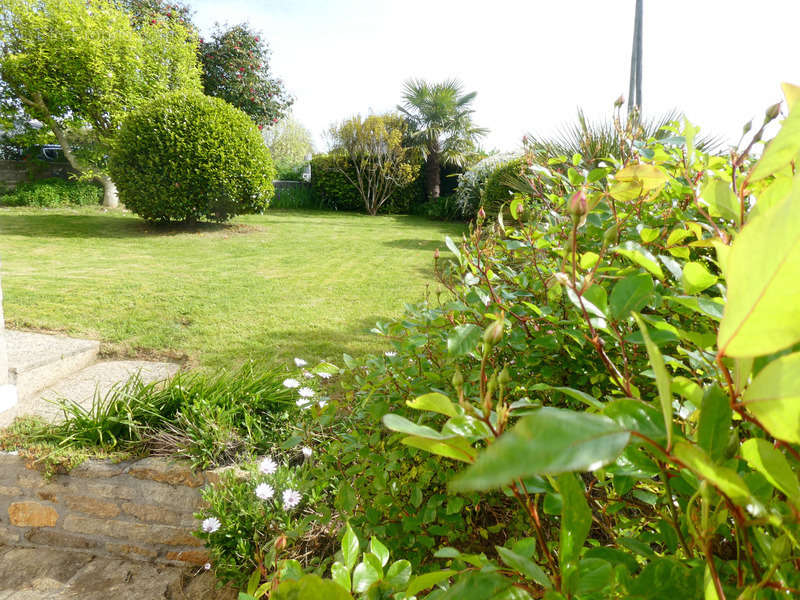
(385, 560, 412, 588)
(740, 438, 800, 509)
(401, 435, 477, 463)
(529, 383, 604, 410)
(352, 559, 381, 593)
(749, 102, 800, 182)
(495, 545, 552, 589)
(437, 571, 512, 600)
(580, 251, 600, 270)
(700, 180, 740, 226)
(697, 386, 732, 461)
(559, 473, 591, 570)
(633, 313, 673, 450)
(405, 570, 457, 597)
(604, 398, 668, 445)
(740, 352, 800, 443)
(718, 192, 800, 357)
(331, 562, 351, 592)
(342, 523, 359, 572)
(510, 196, 523, 219)
(382, 414, 451, 440)
(272, 575, 354, 600)
(610, 163, 668, 201)
(406, 393, 458, 418)
(681, 262, 718, 294)
(574, 558, 613, 595)
(613, 241, 665, 280)
(445, 235, 461, 261)
(450, 408, 630, 492)
(369, 537, 389, 567)
(609, 273, 654, 320)
(447, 324, 482, 356)
(673, 442, 752, 506)
(639, 227, 661, 243)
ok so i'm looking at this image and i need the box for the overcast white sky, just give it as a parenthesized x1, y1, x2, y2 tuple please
(190, 0, 800, 152)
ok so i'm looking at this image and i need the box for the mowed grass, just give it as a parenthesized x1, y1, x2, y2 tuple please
(0, 207, 463, 369)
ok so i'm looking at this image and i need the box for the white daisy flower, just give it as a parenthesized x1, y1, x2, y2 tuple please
(302, 370, 315, 379)
(298, 387, 315, 398)
(201, 517, 221, 533)
(258, 456, 277, 475)
(283, 378, 300, 389)
(296, 399, 312, 409)
(316, 371, 332, 379)
(317, 399, 328, 408)
(203, 563, 211, 571)
(301, 446, 312, 457)
(282, 488, 301, 510)
(384, 351, 397, 357)
(294, 358, 307, 367)
(255, 482, 274, 500)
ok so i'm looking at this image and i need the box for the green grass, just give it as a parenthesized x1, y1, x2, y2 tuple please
(0, 207, 463, 369)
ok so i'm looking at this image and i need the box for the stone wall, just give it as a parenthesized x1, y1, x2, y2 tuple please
(0, 453, 217, 567)
(0, 160, 76, 190)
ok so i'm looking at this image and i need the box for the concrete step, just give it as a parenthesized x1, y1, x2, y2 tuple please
(6, 331, 99, 401)
(0, 546, 236, 599)
(0, 360, 180, 428)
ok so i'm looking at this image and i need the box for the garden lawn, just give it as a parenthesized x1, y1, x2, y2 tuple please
(0, 207, 463, 369)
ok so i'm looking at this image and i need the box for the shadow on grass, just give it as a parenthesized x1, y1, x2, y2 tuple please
(382, 238, 443, 251)
(0, 213, 252, 239)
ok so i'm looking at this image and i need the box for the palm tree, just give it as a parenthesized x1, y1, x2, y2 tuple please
(398, 78, 487, 200)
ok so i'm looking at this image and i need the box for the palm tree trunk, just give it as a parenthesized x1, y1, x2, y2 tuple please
(424, 152, 440, 200)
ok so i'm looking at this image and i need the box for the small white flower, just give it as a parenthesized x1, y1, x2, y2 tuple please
(302, 370, 314, 379)
(283, 378, 300, 389)
(282, 488, 301, 510)
(201, 517, 221, 533)
(203, 563, 211, 571)
(294, 358, 307, 367)
(317, 400, 328, 408)
(317, 371, 332, 379)
(255, 482, 274, 500)
(296, 399, 312, 409)
(301, 446, 312, 457)
(258, 456, 277, 475)
(298, 387, 315, 398)
(384, 351, 397, 357)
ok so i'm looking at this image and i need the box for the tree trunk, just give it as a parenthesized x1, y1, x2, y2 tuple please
(30, 92, 119, 208)
(98, 174, 119, 208)
(424, 152, 440, 200)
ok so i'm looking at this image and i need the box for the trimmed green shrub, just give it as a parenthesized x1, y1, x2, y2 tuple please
(310, 153, 424, 214)
(109, 91, 275, 223)
(0, 178, 102, 207)
(482, 156, 525, 216)
(453, 152, 519, 218)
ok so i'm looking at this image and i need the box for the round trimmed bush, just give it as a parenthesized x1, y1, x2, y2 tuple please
(110, 91, 275, 223)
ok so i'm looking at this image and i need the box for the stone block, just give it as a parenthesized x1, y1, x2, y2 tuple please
(62, 514, 203, 547)
(165, 549, 209, 566)
(126, 458, 204, 488)
(0, 485, 22, 496)
(106, 542, 158, 560)
(8, 501, 58, 527)
(24, 528, 100, 550)
(121, 501, 183, 526)
(69, 460, 126, 479)
(0, 524, 20, 544)
(64, 495, 121, 518)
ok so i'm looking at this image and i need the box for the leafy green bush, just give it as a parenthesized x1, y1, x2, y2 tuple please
(310, 153, 424, 214)
(453, 152, 519, 219)
(410, 195, 464, 221)
(109, 91, 275, 223)
(271, 183, 318, 210)
(0, 178, 102, 207)
(481, 156, 525, 216)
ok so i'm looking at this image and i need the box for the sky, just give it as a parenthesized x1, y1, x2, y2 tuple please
(190, 0, 800, 153)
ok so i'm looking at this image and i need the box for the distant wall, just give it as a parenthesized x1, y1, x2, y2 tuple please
(0, 453, 220, 567)
(0, 161, 77, 190)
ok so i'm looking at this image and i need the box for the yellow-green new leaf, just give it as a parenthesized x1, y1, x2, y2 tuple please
(740, 438, 800, 509)
(740, 352, 800, 444)
(673, 442, 752, 506)
(406, 393, 459, 418)
(750, 101, 800, 182)
(717, 192, 800, 357)
(783, 82, 800, 111)
(401, 435, 477, 463)
(633, 313, 673, 450)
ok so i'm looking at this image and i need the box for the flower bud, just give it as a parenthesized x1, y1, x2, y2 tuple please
(274, 534, 287, 552)
(567, 189, 588, 224)
(483, 318, 504, 348)
(603, 223, 619, 246)
(451, 368, 464, 391)
(764, 102, 781, 122)
(742, 120, 752, 135)
(498, 365, 511, 386)
(477, 207, 486, 221)
(614, 95, 625, 108)
(434, 248, 440, 260)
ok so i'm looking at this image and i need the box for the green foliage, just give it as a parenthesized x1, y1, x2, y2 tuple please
(109, 91, 274, 223)
(0, 0, 201, 180)
(453, 152, 519, 218)
(264, 116, 313, 180)
(9, 364, 295, 469)
(0, 178, 101, 207)
(271, 183, 317, 210)
(327, 113, 417, 215)
(199, 23, 293, 130)
(482, 157, 526, 216)
(310, 153, 423, 214)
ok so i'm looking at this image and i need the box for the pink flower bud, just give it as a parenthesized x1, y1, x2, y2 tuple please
(567, 189, 588, 220)
(477, 207, 486, 220)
